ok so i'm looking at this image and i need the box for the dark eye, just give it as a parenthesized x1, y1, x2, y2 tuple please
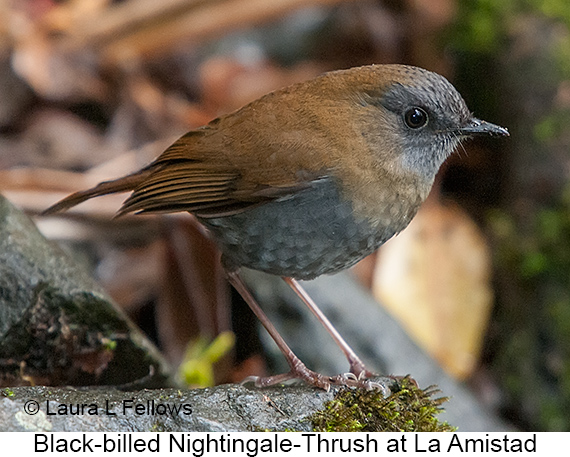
(404, 107, 428, 129)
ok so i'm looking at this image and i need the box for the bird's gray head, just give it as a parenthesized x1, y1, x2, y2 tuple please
(377, 66, 508, 180)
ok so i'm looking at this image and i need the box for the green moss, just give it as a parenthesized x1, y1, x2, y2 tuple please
(2, 388, 15, 397)
(311, 378, 455, 432)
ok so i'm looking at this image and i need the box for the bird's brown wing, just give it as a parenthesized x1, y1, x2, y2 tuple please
(118, 129, 318, 218)
(117, 161, 309, 218)
(44, 159, 311, 218)
(44, 130, 315, 218)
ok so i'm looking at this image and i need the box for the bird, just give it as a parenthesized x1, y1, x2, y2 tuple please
(44, 64, 509, 390)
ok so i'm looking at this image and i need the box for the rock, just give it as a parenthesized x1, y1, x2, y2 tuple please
(0, 384, 333, 432)
(0, 376, 449, 432)
(0, 194, 174, 388)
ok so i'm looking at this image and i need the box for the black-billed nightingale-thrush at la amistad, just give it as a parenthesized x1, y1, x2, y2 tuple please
(45, 64, 509, 390)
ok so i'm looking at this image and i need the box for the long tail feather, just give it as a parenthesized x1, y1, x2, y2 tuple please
(42, 169, 153, 215)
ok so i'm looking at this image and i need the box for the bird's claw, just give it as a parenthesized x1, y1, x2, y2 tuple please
(242, 369, 390, 394)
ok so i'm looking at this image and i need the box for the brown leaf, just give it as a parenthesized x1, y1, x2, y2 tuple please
(372, 198, 493, 379)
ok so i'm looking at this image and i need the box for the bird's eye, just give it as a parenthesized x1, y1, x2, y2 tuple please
(404, 107, 428, 129)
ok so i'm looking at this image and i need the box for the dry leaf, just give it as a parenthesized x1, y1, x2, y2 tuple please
(372, 198, 493, 379)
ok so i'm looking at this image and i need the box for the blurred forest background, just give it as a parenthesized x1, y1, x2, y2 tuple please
(1, 0, 570, 431)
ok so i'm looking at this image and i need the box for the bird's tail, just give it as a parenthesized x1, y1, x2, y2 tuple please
(42, 168, 153, 215)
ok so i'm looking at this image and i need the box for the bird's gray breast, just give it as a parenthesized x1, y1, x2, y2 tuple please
(201, 179, 398, 279)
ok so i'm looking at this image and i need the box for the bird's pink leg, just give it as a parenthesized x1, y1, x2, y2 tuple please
(226, 270, 378, 390)
(283, 277, 376, 379)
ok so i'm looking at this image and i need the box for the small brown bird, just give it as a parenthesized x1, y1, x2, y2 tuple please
(45, 64, 508, 390)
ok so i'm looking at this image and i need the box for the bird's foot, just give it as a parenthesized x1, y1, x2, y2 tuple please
(242, 370, 333, 390)
(328, 372, 390, 394)
(348, 360, 378, 380)
(242, 367, 389, 393)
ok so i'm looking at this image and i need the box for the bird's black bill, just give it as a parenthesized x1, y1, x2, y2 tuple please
(459, 118, 509, 137)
